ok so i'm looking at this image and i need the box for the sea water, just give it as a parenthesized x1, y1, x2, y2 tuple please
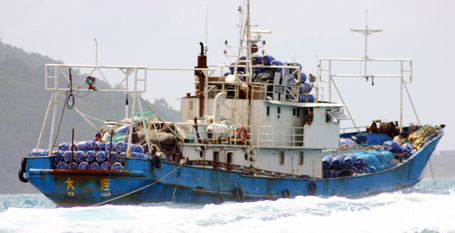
(1, 179, 455, 233)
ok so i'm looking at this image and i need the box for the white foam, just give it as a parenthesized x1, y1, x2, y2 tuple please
(1, 189, 455, 233)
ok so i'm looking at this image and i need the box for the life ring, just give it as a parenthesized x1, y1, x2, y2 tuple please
(66, 93, 75, 110)
(18, 169, 28, 183)
(281, 189, 290, 198)
(212, 193, 224, 204)
(152, 155, 161, 168)
(237, 126, 248, 144)
(21, 157, 27, 171)
(233, 187, 245, 202)
(308, 180, 317, 195)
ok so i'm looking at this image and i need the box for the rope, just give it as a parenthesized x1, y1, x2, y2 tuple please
(90, 163, 183, 207)
(428, 159, 437, 190)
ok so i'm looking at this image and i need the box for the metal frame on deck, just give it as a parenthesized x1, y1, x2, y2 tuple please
(317, 23, 421, 133)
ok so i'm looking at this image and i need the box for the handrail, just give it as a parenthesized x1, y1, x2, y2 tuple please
(176, 123, 251, 146)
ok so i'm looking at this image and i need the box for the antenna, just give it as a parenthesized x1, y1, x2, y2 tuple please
(94, 38, 98, 66)
(205, 3, 209, 54)
(350, 10, 382, 81)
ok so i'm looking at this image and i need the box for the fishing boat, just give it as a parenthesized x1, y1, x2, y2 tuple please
(19, 2, 444, 206)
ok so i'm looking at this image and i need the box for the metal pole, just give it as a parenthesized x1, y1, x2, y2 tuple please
(400, 61, 403, 132)
(36, 93, 54, 155)
(95, 38, 98, 66)
(126, 68, 138, 157)
(364, 24, 368, 79)
(48, 74, 59, 153)
(328, 60, 332, 102)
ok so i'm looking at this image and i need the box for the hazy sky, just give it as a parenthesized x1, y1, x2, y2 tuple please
(1, 0, 454, 150)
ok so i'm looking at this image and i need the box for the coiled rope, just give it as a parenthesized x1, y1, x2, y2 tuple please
(90, 163, 183, 207)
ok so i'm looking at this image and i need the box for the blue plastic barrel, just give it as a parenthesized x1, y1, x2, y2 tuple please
(262, 55, 275, 65)
(63, 151, 72, 163)
(398, 143, 412, 155)
(74, 151, 84, 163)
(131, 144, 144, 153)
(229, 62, 236, 73)
(119, 152, 126, 163)
(109, 151, 119, 163)
(299, 83, 312, 94)
(29, 148, 48, 156)
(223, 72, 231, 77)
(68, 162, 78, 170)
(104, 142, 115, 152)
(383, 140, 400, 152)
(331, 156, 343, 170)
(239, 56, 247, 64)
(53, 151, 63, 162)
(298, 95, 314, 103)
(79, 161, 89, 170)
(252, 55, 261, 64)
(90, 141, 100, 151)
(85, 151, 95, 162)
(300, 73, 307, 83)
(270, 60, 283, 71)
(130, 152, 138, 159)
(57, 162, 68, 170)
(96, 151, 107, 163)
(115, 125, 129, 134)
(342, 156, 354, 169)
(76, 141, 90, 151)
(115, 141, 127, 152)
(100, 162, 109, 170)
(322, 156, 333, 170)
(89, 162, 100, 170)
(58, 142, 70, 151)
(287, 76, 296, 86)
(354, 157, 366, 169)
(111, 162, 123, 171)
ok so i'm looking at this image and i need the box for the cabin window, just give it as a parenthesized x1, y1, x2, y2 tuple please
(266, 106, 270, 117)
(277, 107, 281, 119)
(199, 151, 203, 158)
(298, 151, 304, 165)
(293, 108, 296, 116)
(279, 151, 285, 165)
(244, 153, 248, 160)
(296, 108, 300, 117)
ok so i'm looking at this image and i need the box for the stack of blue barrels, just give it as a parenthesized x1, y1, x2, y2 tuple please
(224, 55, 313, 102)
(51, 140, 150, 171)
(322, 155, 368, 179)
(322, 147, 400, 179)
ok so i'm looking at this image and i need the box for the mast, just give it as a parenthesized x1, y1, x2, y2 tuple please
(350, 11, 382, 82)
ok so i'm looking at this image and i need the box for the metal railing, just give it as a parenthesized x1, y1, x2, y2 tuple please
(256, 126, 304, 148)
(176, 123, 252, 146)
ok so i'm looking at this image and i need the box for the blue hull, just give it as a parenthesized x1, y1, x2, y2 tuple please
(25, 132, 443, 207)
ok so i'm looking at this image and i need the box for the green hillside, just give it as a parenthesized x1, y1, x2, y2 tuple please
(0, 42, 179, 194)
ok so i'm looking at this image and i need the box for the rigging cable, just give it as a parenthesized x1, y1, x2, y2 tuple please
(51, 90, 69, 150)
(66, 68, 75, 110)
(90, 163, 183, 207)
